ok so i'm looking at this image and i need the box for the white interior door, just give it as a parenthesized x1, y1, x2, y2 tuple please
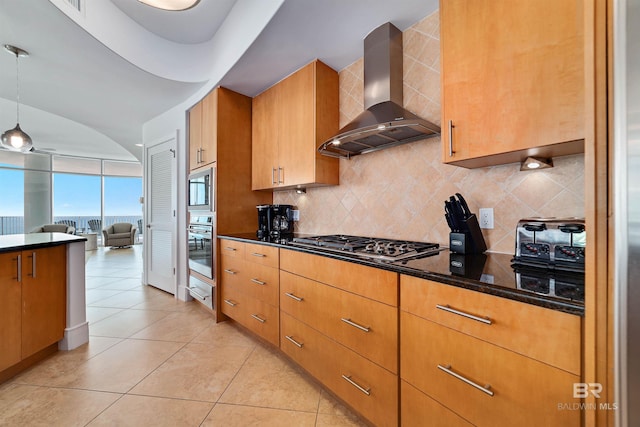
(144, 135, 177, 294)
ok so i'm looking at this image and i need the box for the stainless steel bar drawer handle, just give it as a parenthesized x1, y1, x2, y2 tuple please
(15, 255, 21, 282)
(224, 299, 237, 307)
(251, 314, 266, 323)
(285, 292, 303, 302)
(285, 335, 304, 348)
(224, 269, 237, 275)
(341, 375, 371, 396)
(225, 247, 237, 251)
(448, 120, 455, 157)
(251, 252, 266, 258)
(272, 167, 277, 185)
(437, 364, 494, 396)
(188, 287, 207, 300)
(436, 304, 492, 325)
(341, 318, 370, 332)
(251, 278, 266, 286)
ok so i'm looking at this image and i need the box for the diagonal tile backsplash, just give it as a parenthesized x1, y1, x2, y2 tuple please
(274, 10, 585, 254)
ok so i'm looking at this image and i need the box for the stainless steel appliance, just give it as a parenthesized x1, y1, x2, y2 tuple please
(187, 215, 213, 278)
(188, 274, 213, 310)
(614, 2, 639, 423)
(188, 167, 215, 212)
(290, 235, 441, 262)
(318, 22, 440, 159)
(513, 218, 585, 272)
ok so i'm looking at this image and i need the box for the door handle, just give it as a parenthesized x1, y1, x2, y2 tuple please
(448, 120, 455, 157)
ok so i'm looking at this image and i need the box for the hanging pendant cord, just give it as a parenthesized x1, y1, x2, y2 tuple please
(15, 52, 20, 123)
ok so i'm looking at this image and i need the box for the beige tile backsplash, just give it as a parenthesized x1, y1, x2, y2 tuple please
(273, 10, 585, 254)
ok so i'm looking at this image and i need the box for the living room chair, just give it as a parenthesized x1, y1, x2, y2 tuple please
(102, 222, 137, 248)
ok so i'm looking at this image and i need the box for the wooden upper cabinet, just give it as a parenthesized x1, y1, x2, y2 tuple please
(252, 60, 339, 190)
(188, 89, 218, 171)
(440, 0, 585, 168)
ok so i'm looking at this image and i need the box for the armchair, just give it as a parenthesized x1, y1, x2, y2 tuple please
(102, 222, 137, 248)
(30, 224, 76, 234)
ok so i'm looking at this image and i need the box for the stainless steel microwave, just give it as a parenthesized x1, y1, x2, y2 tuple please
(188, 167, 215, 212)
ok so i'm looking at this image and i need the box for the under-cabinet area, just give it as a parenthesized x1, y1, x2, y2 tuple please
(217, 236, 584, 427)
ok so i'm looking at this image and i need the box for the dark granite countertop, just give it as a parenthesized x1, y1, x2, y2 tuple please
(218, 233, 585, 316)
(0, 233, 87, 253)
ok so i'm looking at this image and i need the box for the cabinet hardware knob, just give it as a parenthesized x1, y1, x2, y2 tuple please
(436, 304, 492, 325)
(285, 335, 304, 348)
(341, 374, 371, 396)
(341, 318, 370, 332)
(437, 364, 494, 396)
(285, 292, 303, 302)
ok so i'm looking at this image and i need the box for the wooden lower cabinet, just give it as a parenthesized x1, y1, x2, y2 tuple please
(401, 311, 581, 427)
(219, 239, 280, 346)
(401, 380, 472, 427)
(280, 270, 397, 373)
(0, 245, 66, 375)
(281, 312, 398, 427)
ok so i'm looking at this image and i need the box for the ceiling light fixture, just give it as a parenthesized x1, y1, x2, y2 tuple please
(1, 45, 33, 153)
(520, 156, 553, 171)
(137, 0, 201, 11)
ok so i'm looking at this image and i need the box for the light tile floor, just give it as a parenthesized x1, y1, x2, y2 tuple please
(0, 245, 368, 426)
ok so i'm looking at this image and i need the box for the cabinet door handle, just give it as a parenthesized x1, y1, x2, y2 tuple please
(285, 292, 303, 302)
(224, 247, 237, 252)
(250, 278, 266, 286)
(28, 252, 36, 278)
(199, 148, 204, 163)
(436, 304, 492, 325)
(15, 255, 21, 282)
(448, 120, 455, 157)
(251, 314, 266, 323)
(437, 364, 494, 396)
(285, 335, 304, 348)
(224, 299, 237, 307)
(188, 287, 207, 300)
(341, 374, 371, 396)
(250, 252, 266, 258)
(341, 318, 370, 333)
(224, 269, 237, 275)
(278, 167, 284, 184)
(272, 167, 277, 185)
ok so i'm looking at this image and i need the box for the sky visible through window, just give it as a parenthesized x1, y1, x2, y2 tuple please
(0, 169, 142, 217)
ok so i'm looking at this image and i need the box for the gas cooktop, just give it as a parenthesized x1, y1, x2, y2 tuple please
(290, 235, 443, 262)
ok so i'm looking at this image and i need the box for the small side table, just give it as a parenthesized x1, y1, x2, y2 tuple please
(78, 233, 98, 251)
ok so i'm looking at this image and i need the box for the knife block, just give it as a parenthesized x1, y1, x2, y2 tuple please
(449, 214, 487, 254)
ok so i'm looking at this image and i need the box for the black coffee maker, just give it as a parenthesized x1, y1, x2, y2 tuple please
(256, 204, 295, 238)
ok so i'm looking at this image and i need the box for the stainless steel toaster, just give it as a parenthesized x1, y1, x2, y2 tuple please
(513, 217, 586, 272)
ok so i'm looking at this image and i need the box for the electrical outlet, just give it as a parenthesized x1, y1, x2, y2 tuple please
(292, 210, 300, 221)
(479, 208, 494, 229)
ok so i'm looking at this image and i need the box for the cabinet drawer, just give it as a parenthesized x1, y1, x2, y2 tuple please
(243, 243, 279, 268)
(280, 249, 398, 305)
(401, 380, 472, 427)
(281, 271, 397, 373)
(221, 284, 279, 346)
(281, 312, 398, 427)
(400, 275, 581, 375)
(219, 239, 245, 258)
(221, 256, 279, 306)
(401, 312, 580, 427)
(220, 256, 245, 287)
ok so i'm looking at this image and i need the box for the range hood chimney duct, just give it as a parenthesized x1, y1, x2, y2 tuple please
(319, 22, 441, 159)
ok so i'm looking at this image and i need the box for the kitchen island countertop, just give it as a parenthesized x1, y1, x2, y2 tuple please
(0, 232, 86, 253)
(218, 233, 585, 316)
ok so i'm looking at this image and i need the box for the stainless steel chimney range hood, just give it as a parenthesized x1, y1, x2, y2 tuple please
(318, 22, 441, 159)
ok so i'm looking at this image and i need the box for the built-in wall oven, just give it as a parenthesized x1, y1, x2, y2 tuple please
(188, 215, 214, 309)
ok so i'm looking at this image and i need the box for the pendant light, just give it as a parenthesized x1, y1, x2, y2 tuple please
(137, 0, 200, 11)
(1, 45, 33, 153)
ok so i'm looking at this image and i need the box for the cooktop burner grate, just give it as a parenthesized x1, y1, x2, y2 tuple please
(290, 235, 441, 262)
